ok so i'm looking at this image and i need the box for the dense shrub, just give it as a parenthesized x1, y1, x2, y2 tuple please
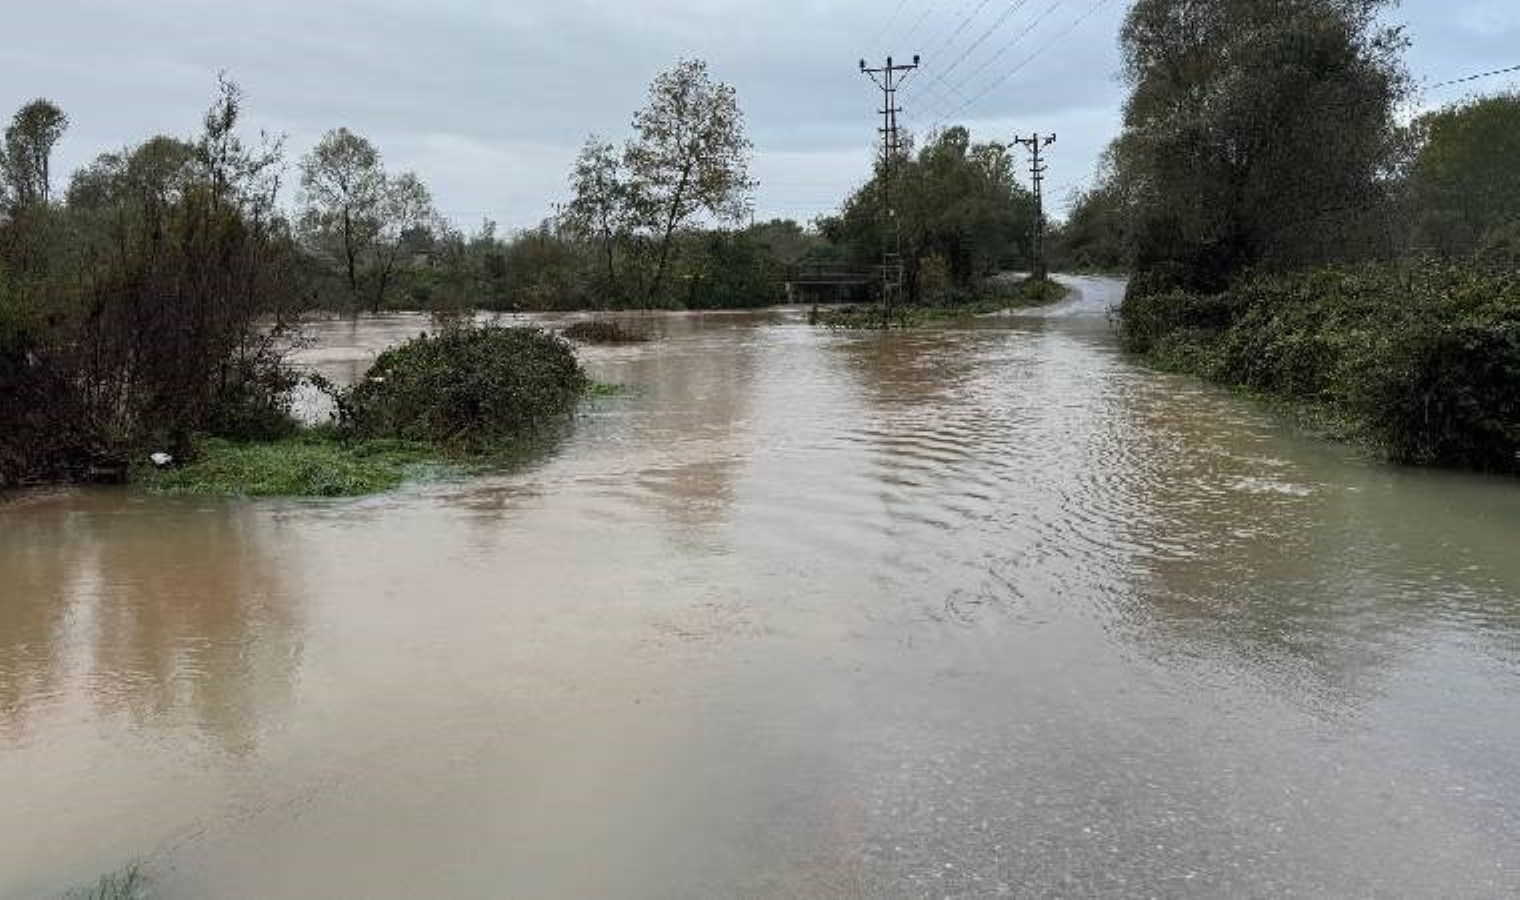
(1118, 287, 1246, 356)
(341, 325, 587, 447)
(1120, 261, 1520, 473)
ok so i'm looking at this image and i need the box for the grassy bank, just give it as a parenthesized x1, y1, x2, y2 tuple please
(139, 381, 627, 498)
(1120, 261, 1520, 473)
(811, 277, 1070, 329)
(139, 430, 447, 498)
(130, 326, 617, 498)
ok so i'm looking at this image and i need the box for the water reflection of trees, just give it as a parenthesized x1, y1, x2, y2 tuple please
(0, 497, 81, 735)
(0, 493, 302, 754)
(611, 314, 763, 538)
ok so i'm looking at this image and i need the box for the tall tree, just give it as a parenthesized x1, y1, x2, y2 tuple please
(368, 171, 439, 312)
(1407, 92, 1520, 257)
(823, 127, 1036, 300)
(2, 99, 69, 209)
(624, 59, 754, 303)
(299, 128, 386, 306)
(566, 135, 628, 295)
(196, 75, 282, 215)
(1115, 0, 1408, 290)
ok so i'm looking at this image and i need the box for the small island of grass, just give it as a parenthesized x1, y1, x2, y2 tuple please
(143, 324, 603, 498)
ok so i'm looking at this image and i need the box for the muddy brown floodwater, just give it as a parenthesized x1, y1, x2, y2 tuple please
(3, 277, 1520, 898)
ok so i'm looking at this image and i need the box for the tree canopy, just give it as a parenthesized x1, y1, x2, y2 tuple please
(1110, 0, 1409, 290)
(1, 99, 68, 210)
(822, 127, 1036, 301)
(1407, 92, 1520, 259)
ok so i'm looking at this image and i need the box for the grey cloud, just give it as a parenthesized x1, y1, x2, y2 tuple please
(1, 0, 1514, 228)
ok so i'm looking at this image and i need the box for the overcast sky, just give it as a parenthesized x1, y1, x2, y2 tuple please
(3, 1, 1517, 232)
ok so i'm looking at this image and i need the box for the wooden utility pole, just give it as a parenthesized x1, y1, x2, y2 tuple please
(1014, 133, 1056, 280)
(860, 54, 919, 326)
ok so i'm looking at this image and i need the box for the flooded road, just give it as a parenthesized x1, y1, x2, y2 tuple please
(4, 277, 1520, 897)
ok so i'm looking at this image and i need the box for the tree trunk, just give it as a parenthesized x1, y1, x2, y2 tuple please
(342, 209, 361, 314)
(646, 163, 693, 304)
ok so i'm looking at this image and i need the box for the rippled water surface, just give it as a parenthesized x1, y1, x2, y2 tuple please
(4, 278, 1519, 897)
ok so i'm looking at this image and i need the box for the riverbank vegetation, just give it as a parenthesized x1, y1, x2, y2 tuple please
(0, 62, 716, 490)
(142, 326, 590, 497)
(1124, 263, 1519, 471)
(1, 79, 307, 488)
(1057, 0, 1519, 473)
(815, 127, 1041, 306)
(140, 431, 443, 497)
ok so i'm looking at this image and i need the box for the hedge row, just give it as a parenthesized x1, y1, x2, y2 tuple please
(1120, 261, 1520, 473)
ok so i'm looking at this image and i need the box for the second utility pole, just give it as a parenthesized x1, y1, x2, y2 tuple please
(1014, 133, 1056, 280)
(861, 54, 919, 326)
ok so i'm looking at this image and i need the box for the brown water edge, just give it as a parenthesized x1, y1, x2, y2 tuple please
(3, 278, 1520, 897)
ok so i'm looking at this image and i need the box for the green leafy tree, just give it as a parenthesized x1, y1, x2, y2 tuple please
(1052, 153, 1138, 273)
(369, 172, 440, 311)
(1, 99, 68, 209)
(299, 128, 438, 312)
(565, 135, 629, 297)
(1, 77, 308, 484)
(299, 128, 386, 307)
(1407, 92, 1520, 258)
(824, 127, 1036, 301)
(624, 58, 755, 304)
(1114, 0, 1408, 291)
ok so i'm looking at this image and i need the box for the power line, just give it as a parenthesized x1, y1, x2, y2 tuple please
(914, 0, 1051, 133)
(869, 0, 914, 50)
(892, 4, 941, 52)
(922, 0, 999, 63)
(905, 0, 1042, 130)
(921, 0, 1041, 95)
(943, 0, 1060, 98)
(1427, 63, 1520, 90)
(942, 0, 1114, 125)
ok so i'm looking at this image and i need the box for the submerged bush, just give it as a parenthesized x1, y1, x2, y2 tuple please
(1120, 260, 1520, 473)
(341, 325, 587, 447)
(561, 319, 650, 344)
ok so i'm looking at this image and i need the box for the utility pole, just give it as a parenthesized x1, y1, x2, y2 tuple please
(1014, 133, 1056, 280)
(860, 54, 919, 326)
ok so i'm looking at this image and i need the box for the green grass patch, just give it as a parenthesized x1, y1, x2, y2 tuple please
(139, 430, 447, 498)
(136, 379, 629, 499)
